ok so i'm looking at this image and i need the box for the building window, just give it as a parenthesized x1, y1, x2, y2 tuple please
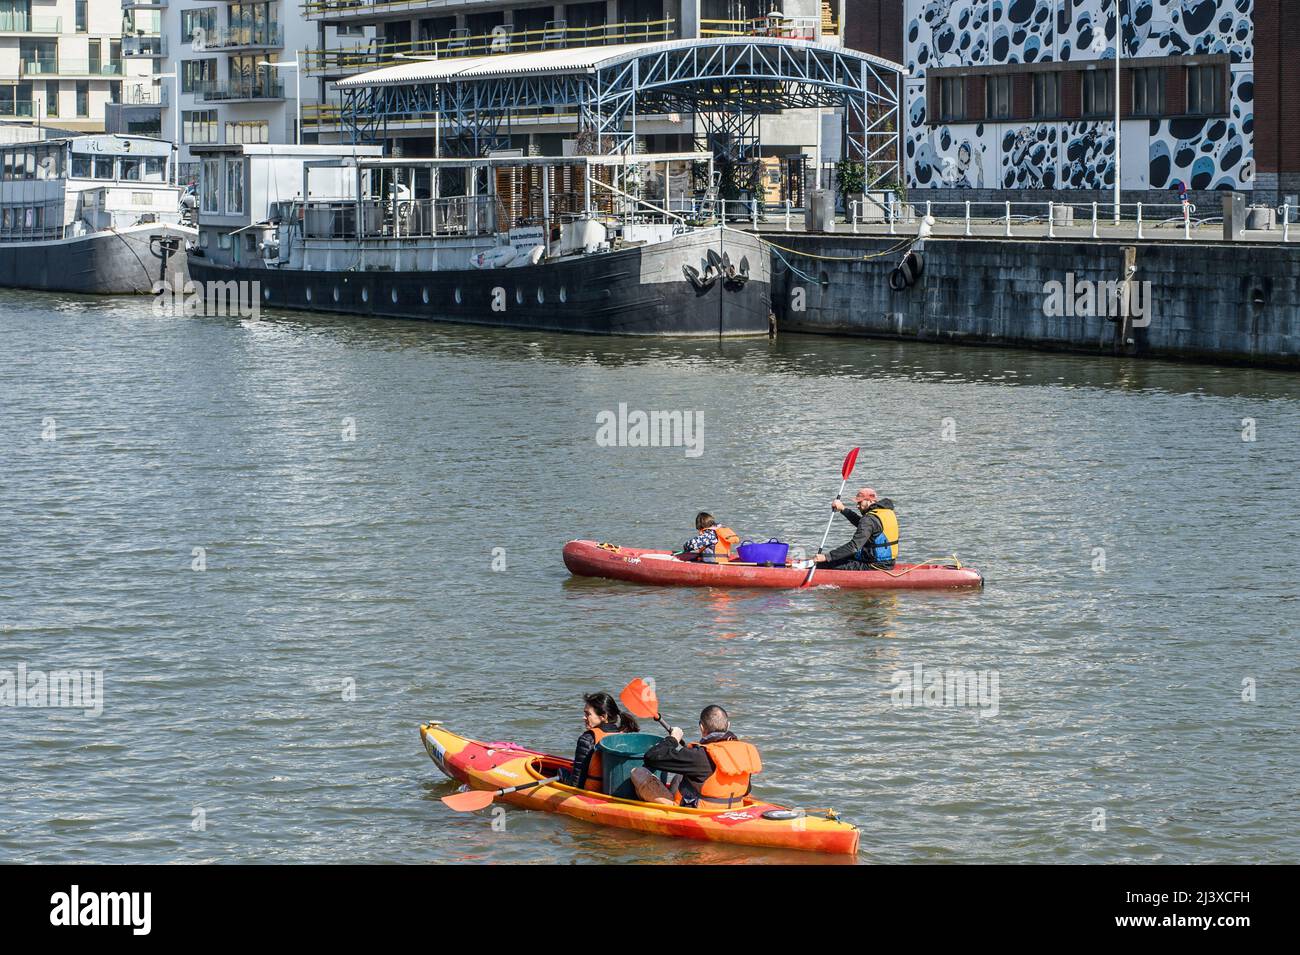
(44, 81, 57, 118)
(938, 76, 965, 122)
(1082, 69, 1113, 118)
(182, 59, 217, 95)
(201, 157, 221, 213)
(1186, 64, 1225, 116)
(183, 109, 218, 145)
(225, 120, 269, 145)
(182, 8, 217, 44)
(985, 75, 1011, 119)
(1031, 72, 1060, 119)
(75, 0, 86, 32)
(75, 81, 89, 118)
(225, 158, 245, 215)
(1131, 67, 1165, 117)
(337, 25, 363, 37)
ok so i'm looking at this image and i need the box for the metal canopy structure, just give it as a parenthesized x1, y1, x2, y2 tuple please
(333, 38, 906, 189)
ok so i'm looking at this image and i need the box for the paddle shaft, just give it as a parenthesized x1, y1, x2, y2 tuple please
(497, 775, 561, 798)
(804, 477, 848, 586)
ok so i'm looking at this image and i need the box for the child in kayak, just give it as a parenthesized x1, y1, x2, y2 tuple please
(679, 512, 741, 563)
(629, 705, 762, 809)
(562, 692, 640, 793)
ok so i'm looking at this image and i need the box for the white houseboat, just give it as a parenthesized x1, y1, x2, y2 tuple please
(187, 144, 771, 337)
(0, 135, 193, 294)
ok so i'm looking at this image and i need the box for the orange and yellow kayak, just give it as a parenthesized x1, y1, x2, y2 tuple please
(420, 722, 860, 856)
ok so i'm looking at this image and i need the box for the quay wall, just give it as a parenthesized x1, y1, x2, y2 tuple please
(770, 234, 1300, 368)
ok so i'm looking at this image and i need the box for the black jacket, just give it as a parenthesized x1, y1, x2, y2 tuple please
(565, 721, 620, 788)
(826, 499, 895, 563)
(642, 730, 739, 807)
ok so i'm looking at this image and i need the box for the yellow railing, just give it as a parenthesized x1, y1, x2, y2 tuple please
(302, 102, 582, 130)
(700, 15, 823, 40)
(304, 18, 675, 74)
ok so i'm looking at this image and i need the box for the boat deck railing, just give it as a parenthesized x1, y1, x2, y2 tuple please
(295, 194, 502, 240)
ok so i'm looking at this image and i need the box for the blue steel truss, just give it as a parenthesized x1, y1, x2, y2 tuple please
(339, 39, 905, 187)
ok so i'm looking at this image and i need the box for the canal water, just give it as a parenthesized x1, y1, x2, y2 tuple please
(2, 290, 1297, 864)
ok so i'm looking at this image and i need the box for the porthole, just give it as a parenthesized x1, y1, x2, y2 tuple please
(332, 287, 340, 303)
(361, 287, 369, 302)
(263, 286, 271, 301)
(454, 288, 462, 304)
(515, 288, 524, 305)
(422, 288, 429, 304)
(305, 287, 312, 302)
(559, 286, 567, 303)
(391, 288, 399, 304)
(537, 287, 545, 304)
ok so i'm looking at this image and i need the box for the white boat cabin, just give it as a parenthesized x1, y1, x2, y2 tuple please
(0, 135, 182, 244)
(193, 144, 710, 273)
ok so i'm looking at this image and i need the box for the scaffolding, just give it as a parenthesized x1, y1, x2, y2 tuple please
(334, 37, 905, 189)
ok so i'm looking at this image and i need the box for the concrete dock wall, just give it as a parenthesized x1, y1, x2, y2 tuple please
(770, 234, 1300, 368)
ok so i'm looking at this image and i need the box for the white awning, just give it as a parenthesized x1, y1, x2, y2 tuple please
(333, 37, 905, 89)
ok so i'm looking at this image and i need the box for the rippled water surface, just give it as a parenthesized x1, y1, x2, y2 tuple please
(1, 290, 1297, 864)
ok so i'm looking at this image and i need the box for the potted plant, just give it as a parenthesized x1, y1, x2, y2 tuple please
(835, 159, 865, 217)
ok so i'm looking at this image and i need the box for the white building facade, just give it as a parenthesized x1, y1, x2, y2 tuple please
(1, 0, 154, 131)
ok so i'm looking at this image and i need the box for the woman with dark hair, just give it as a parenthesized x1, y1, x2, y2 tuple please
(562, 692, 639, 792)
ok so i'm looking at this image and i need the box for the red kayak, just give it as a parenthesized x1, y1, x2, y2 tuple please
(563, 539, 983, 590)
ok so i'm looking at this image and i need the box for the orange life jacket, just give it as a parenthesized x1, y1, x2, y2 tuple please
(713, 526, 740, 559)
(583, 725, 611, 792)
(688, 739, 762, 809)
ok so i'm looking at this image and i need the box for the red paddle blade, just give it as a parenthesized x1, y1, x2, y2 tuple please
(841, 447, 861, 481)
(441, 787, 498, 812)
(619, 678, 660, 720)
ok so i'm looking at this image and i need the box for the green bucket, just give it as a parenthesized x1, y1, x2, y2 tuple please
(598, 732, 667, 799)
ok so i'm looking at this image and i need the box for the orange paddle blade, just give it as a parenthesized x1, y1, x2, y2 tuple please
(620, 678, 660, 720)
(441, 787, 498, 812)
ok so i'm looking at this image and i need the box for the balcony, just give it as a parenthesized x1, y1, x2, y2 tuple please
(305, 17, 676, 74)
(193, 23, 283, 51)
(21, 60, 125, 78)
(197, 80, 285, 103)
(123, 34, 166, 57)
(0, 101, 36, 118)
(120, 84, 168, 107)
(0, 12, 62, 32)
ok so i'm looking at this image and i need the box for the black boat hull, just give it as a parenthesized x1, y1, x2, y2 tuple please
(188, 227, 771, 337)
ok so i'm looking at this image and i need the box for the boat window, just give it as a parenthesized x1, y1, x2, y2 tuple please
(93, 156, 115, 180)
(201, 158, 220, 213)
(71, 156, 92, 178)
(199, 230, 210, 248)
(2, 152, 12, 181)
(224, 158, 245, 215)
(218, 231, 231, 249)
(142, 157, 166, 183)
(19, 150, 35, 180)
(120, 158, 142, 181)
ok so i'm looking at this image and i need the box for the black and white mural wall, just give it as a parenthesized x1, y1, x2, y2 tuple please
(903, 0, 1254, 192)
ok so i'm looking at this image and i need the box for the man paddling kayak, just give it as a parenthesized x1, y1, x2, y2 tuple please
(629, 705, 762, 809)
(813, 487, 899, 571)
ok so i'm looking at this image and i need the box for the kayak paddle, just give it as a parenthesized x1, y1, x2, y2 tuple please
(803, 446, 860, 587)
(620, 678, 672, 733)
(441, 776, 561, 812)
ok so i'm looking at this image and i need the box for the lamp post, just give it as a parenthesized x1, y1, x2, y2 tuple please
(153, 71, 180, 185)
(258, 57, 300, 146)
(1113, 0, 1123, 224)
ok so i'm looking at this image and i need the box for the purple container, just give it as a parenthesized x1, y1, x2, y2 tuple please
(736, 539, 790, 565)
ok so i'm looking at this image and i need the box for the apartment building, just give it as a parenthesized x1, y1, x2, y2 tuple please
(302, 0, 844, 163)
(1, 0, 152, 131)
(846, 0, 1297, 207)
(142, 0, 323, 167)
